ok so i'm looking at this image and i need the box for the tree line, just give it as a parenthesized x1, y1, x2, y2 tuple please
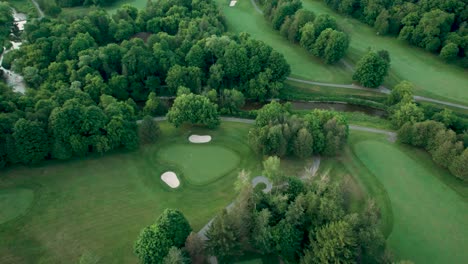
(322, 0, 468, 67)
(0, 0, 290, 168)
(249, 101, 349, 158)
(264, 0, 350, 64)
(386, 81, 467, 181)
(134, 161, 402, 263)
(0, 2, 13, 47)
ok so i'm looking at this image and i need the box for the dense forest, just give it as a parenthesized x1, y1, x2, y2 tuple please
(0, 0, 290, 168)
(264, 0, 350, 64)
(322, 0, 468, 66)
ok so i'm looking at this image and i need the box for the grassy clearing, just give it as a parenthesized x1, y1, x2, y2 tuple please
(215, 0, 351, 84)
(0, 121, 261, 263)
(302, 0, 468, 105)
(0, 188, 34, 224)
(157, 144, 241, 185)
(348, 131, 468, 263)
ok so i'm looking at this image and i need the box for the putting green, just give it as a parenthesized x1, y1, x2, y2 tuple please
(353, 140, 468, 263)
(157, 144, 241, 185)
(0, 188, 34, 224)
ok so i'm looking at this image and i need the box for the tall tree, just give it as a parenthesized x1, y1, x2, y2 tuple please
(167, 93, 220, 128)
(352, 50, 390, 88)
(13, 119, 49, 164)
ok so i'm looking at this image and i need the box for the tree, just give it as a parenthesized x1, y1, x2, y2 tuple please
(166, 94, 220, 128)
(143, 92, 161, 116)
(449, 149, 468, 181)
(255, 101, 287, 127)
(391, 102, 424, 128)
(263, 156, 283, 184)
(293, 128, 314, 158)
(440, 43, 459, 61)
(387, 81, 414, 105)
(206, 209, 242, 262)
(251, 209, 274, 254)
(13, 119, 49, 164)
(166, 65, 203, 94)
(309, 220, 357, 263)
(352, 51, 390, 88)
(185, 232, 205, 264)
(139, 116, 160, 144)
(323, 118, 348, 156)
(313, 28, 349, 64)
(220, 89, 245, 114)
(134, 209, 192, 264)
(162, 247, 187, 264)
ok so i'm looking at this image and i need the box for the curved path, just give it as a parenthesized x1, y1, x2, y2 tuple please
(247, 1, 468, 110)
(349, 125, 396, 142)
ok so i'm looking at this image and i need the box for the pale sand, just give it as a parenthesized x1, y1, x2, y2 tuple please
(229, 1, 237, 7)
(161, 171, 180, 188)
(189, 135, 212, 143)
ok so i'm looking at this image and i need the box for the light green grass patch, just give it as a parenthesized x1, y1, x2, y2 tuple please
(352, 138, 468, 263)
(157, 144, 241, 185)
(0, 188, 34, 224)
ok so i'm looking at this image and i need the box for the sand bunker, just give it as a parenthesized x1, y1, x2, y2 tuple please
(229, 1, 237, 7)
(189, 135, 212, 143)
(161, 171, 180, 188)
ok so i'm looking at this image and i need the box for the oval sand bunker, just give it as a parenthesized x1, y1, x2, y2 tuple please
(161, 171, 180, 188)
(189, 135, 212, 143)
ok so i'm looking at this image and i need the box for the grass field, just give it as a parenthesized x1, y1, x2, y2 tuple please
(302, 0, 468, 104)
(346, 131, 468, 263)
(0, 121, 262, 263)
(157, 144, 241, 185)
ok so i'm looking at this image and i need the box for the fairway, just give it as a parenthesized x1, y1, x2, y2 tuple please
(157, 144, 241, 185)
(0, 121, 261, 263)
(0, 188, 34, 224)
(214, 0, 352, 84)
(349, 132, 468, 263)
(302, 0, 468, 104)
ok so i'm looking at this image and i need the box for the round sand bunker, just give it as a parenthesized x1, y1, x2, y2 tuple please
(161, 171, 180, 188)
(189, 135, 212, 143)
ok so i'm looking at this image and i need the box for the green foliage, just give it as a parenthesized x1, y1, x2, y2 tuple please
(293, 128, 313, 159)
(263, 156, 283, 184)
(440, 43, 459, 61)
(391, 102, 424, 128)
(387, 81, 414, 106)
(185, 232, 205, 264)
(162, 247, 187, 264)
(134, 209, 192, 264)
(167, 93, 220, 129)
(12, 118, 49, 164)
(139, 116, 160, 145)
(206, 209, 242, 262)
(353, 50, 390, 88)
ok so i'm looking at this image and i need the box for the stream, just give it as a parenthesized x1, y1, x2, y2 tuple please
(0, 9, 27, 94)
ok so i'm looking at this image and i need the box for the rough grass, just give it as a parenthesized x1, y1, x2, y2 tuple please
(0, 188, 34, 224)
(302, 0, 468, 104)
(157, 144, 241, 185)
(349, 131, 468, 263)
(0, 121, 261, 264)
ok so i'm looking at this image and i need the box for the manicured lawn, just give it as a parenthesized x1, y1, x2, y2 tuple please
(157, 144, 241, 185)
(302, 0, 468, 104)
(0, 188, 34, 224)
(347, 131, 468, 263)
(0, 121, 261, 263)
(215, 0, 352, 84)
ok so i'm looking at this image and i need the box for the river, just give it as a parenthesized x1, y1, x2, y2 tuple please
(0, 9, 27, 94)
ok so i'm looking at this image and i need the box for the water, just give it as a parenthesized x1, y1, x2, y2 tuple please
(0, 9, 27, 94)
(243, 100, 387, 117)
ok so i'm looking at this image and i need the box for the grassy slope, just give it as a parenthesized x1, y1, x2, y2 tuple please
(302, 0, 468, 104)
(215, 0, 351, 83)
(0, 121, 261, 263)
(348, 131, 468, 263)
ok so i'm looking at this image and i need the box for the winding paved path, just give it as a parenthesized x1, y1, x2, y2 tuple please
(349, 125, 396, 142)
(247, 0, 468, 110)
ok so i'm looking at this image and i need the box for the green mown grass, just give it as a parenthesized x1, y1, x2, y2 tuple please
(215, 0, 352, 84)
(157, 144, 241, 185)
(0, 121, 261, 263)
(348, 131, 468, 263)
(302, 0, 468, 105)
(0, 188, 34, 224)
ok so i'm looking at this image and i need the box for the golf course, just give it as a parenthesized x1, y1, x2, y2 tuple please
(1, 0, 467, 263)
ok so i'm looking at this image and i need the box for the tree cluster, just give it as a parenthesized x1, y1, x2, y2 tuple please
(1, 0, 291, 168)
(167, 93, 220, 129)
(264, 0, 350, 64)
(248, 101, 349, 158)
(398, 120, 467, 181)
(206, 165, 390, 263)
(134, 209, 192, 264)
(0, 3, 13, 47)
(352, 49, 391, 88)
(322, 0, 468, 67)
